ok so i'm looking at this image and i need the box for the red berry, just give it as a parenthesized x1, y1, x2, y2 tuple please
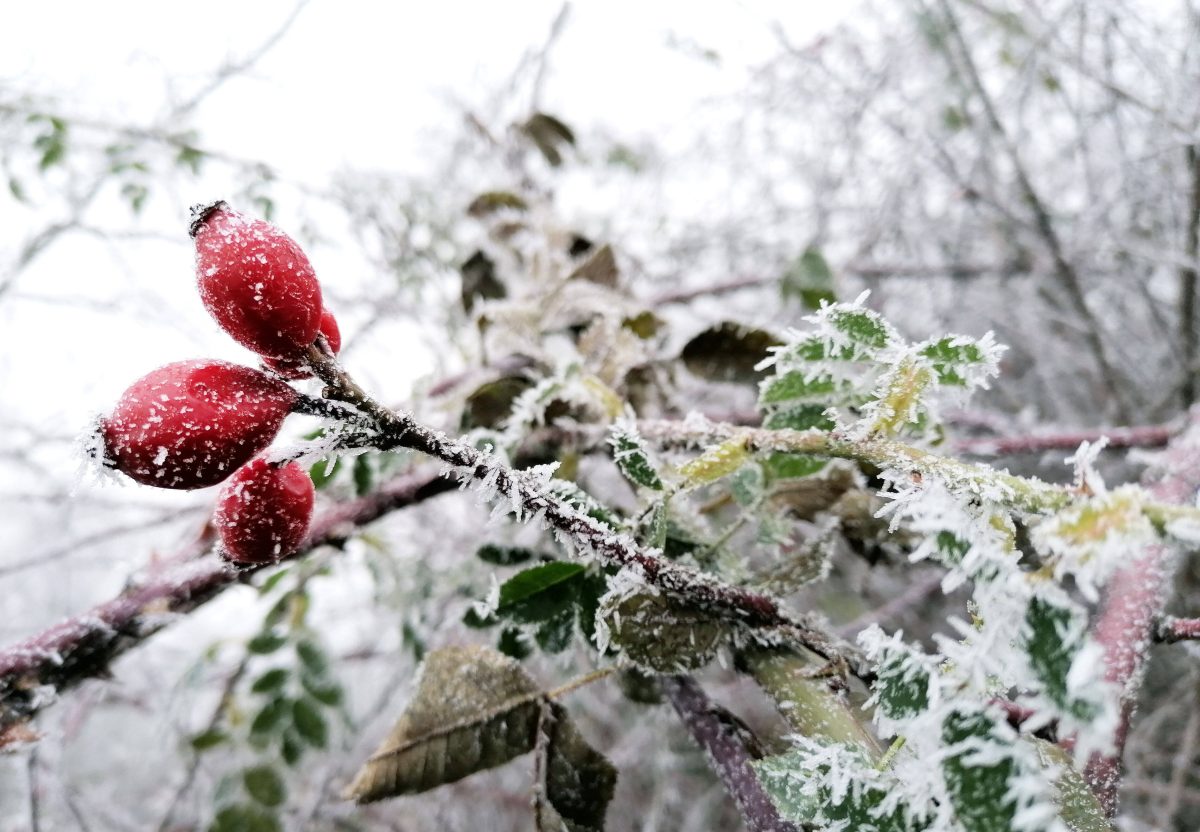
(215, 457, 315, 564)
(100, 360, 298, 490)
(191, 201, 323, 360)
(263, 308, 342, 380)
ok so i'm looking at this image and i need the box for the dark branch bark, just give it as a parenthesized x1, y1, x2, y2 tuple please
(0, 470, 454, 737)
(1180, 144, 1200, 406)
(663, 676, 801, 832)
(1082, 410, 1200, 814)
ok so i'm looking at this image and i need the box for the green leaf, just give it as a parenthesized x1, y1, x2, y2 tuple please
(762, 404, 835, 432)
(477, 544, 536, 566)
(780, 247, 836, 310)
(251, 668, 289, 694)
(301, 673, 343, 707)
(497, 627, 533, 659)
(497, 562, 586, 610)
(919, 336, 987, 386)
(308, 457, 341, 489)
(729, 464, 764, 507)
(763, 453, 827, 480)
(281, 730, 305, 766)
(295, 639, 328, 676)
(292, 698, 328, 748)
(874, 654, 931, 720)
(460, 250, 506, 313)
(638, 501, 668, 549)
(542, 705, 618, 831)
(7, 176, 26, 203)
(534, 608, 575, 653)
(352, 455, 374, 496)
(604, 592, 726, 672)
(210, 804, 281, 832)
(189, 728, 228, 752)
(942, 710, 1017, 832)
(250, 698, 291, 736)
(243, 765, 286, 808)
(462, 375, 530, 429)
(609, 428, 664, 491)
(759, 371, 837, 406)
(175, 145, 205, 174)
(677, 438, 750, 486)
(1023, 598, 1095, 720)
(825, 306, 893, 350)
(247, 632, 288, 655)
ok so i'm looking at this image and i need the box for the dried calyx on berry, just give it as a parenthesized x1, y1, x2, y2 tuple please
(215, 456, 314, 564)
(99, 360, 299, 489)
(263, 307, 342, 380)
(191, 200, 324, 360)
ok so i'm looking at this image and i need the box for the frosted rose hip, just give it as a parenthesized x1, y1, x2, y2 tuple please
(263, 307, 342, 380)
(100, 360, 298, 489)
(215, 457, 315, 564)
(191, 201, 323, 360)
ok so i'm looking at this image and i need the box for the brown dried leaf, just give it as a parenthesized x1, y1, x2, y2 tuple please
(343, 645, 542, 803)
(567, 244, 618, 288)
(680, 322, 782, 384)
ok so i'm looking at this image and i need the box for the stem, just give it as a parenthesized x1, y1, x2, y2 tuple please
(1156, 616, 1200, 643)
(544, 666, 617, 700)
(662, 675, 801, 832)
(1180, 144, 1200, 407)
(302, 346, 864, 669)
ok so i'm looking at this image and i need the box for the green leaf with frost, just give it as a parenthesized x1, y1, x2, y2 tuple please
(609, 426, 663, 490)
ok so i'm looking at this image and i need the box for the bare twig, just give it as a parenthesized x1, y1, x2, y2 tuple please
(663, 675, 800, 832)
(1156, 615, 1200, 643)
(951, 423, 1174, 457)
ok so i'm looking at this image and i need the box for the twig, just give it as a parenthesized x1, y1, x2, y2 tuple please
(1156, 616, 1200, 643)
(950, 423, 1174, 456)
(663, 675, 800, 832)
(1180, 144, 1200, 406)
(0, 469, 454, 737)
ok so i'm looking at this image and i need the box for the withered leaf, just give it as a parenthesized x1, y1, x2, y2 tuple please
(344, 645, 617, 829)
(567, 244, 618, 288)
(521, 112, 576, 167)
(344, 645, 542, 803)
(604, 592, 728, 672)
(680, 322, 782, 384)
(467, 191, 529, 217)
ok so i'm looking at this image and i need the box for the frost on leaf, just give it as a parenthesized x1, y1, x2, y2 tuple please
(608, 419, 664, 490)
(754, 741, 931, 831)
(859, 626, 938, 723)
(600, 588, 726, 673)
(1031, 485, 1154, 601)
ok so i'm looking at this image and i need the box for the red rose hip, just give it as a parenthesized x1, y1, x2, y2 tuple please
(215, 457, 315, 564)
(263, 307, 342, 380)
(100, 360, 298, 489)
(191, 201, 323, 360)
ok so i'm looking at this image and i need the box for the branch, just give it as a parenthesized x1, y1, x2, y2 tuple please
(1155, 616, 1200, 644)
(950, 423, 1174, 457)
(0, 469, 454, 738)
(1082, 411, 1200, 814)
(303, 346, 862, 669)
(662, 676, 801, 832)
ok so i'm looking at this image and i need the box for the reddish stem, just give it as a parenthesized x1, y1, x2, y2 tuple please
(1156, 616, 1200, 643)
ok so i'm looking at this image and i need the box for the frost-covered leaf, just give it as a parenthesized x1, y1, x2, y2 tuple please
(609, 423, 664, 490)
(759, 371, 839, 406)
(463, 376, 534, 430)
(1020, 597, 1098, 722)
(680, 322, 782, 383)
(753, 741, 928, 831)
(210, 804, 280, 832)
(603, 591, 726, 672)
(859, 627, 937, 723)
(918, 335, 1000, 388)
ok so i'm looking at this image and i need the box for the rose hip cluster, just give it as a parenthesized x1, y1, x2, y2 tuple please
(97, 202, 343, 565)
